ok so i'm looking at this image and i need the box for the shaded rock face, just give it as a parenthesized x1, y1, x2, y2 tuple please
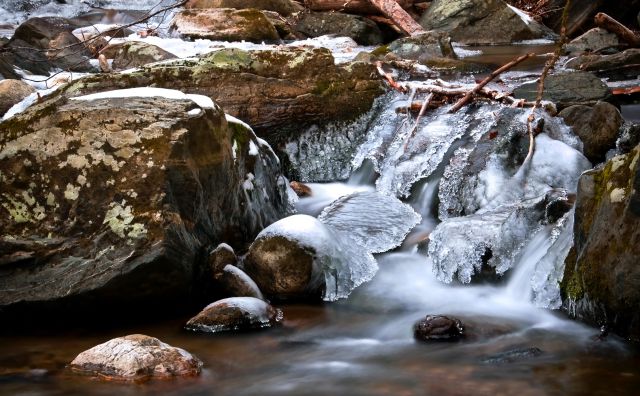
(0, 92, 289, 320)
(565, 48, 640, 81)
(69, 334, 202, 380)
(564, 28, 619, 55)
(559, 102, 624, 163)
(185, 297, 282, 333)
(562, 145, 640, 341)
(0, 80, 35, 117)
(60, 47, 383, 138)
(0, 17, 94, 77)
(294, 12, 384, 46)
(419, 0, 555, 45)
(185, 0, 303, 16)
(512, 72, 611, 108)
(103, 42, 177, 70)
(385, 30, 456, 62)
(414, 315, 465, 342)
(171, 8, 280, 42)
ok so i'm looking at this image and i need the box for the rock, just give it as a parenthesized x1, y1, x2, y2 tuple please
(419, 0, 556, 45)
(2, 17, 94, 76)
(208, 243, 238, 275)
(294, 12, 384, 46)
(512, 71, 611, 108)
(0, 88, 289, 322)
(617, 122, 640, 154)
(564, 28, 619, 55)
(171, 8, 280, 42)
(559, 102, 624, 163)
(383, 30, 456, 62)
(0, 79, 35, 117)
(69, 334, 202, 380)
(290, 181, 312, 197)
(185, 297, 282, 333)
(566, 48, 640, 81)
(561, 144, 640, 341)
(541, 0, 601, 36)
(215, 264, 265, 299)
(60, 47, 383, 138)
(413, 315, 465, 341)
(543, 189, 576, 224)
(185, 0, 303, 16)
(481, 347, 543, 364)
(102, 42, 178, 70)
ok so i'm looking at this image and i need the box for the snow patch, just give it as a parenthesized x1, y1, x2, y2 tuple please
(71, 87, 215, 109)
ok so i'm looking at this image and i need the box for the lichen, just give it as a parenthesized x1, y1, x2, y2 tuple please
(102, 201, 147, 240)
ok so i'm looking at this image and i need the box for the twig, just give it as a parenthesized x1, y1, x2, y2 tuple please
(403, 92, 432, 150)
(449, 52, 535, 113)
(376, 61, 407, 92)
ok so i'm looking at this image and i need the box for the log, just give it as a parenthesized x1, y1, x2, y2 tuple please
(449, 52, 535, 113)
(304, 0, 413, 14)
(594, 12, 640, 47)
(367, 0, 424, 36)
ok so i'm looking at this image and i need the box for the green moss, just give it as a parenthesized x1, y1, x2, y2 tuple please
(371, 45, 390, 57)
(201, 49, 253, 72)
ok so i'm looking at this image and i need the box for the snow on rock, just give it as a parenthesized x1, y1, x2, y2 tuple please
(185, 297, 282, 333)
(72, 87, 216, 109)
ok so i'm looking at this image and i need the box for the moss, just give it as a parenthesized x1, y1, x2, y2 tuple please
(371, 45, 390, 57)
(200, 49, 253, 72)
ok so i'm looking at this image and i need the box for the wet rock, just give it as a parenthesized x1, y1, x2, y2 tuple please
(512, 71, 611, 108)
(60, 47, 383, 138)
(185, 0, 303, 16)
(185, 297, 282, 333)
(414, 315, 465, 341)
(561, 144, 640, 341)
(69, 334, 202, 380)
(102, 42, 177, 70)
(564, 28, 619, 55)
(617, 122, 640, 154)
(215, 264, 265, 299)
(559, 101, 624, 163)
(0, 89, 289, 321)
(208, 243, 238, 275)
(294, 12, 384, 46)
(481, 346, 543, 364)
(171, 8, 280, 42)
(419, 0, 555, 45)
(565, 48, 640, 81)
(543, 189, 575, 224)
(2, 17, 93, 76)
(290, 181, 312, 197)
(383, 30, 456, 62)
(0, 79, 35, 116)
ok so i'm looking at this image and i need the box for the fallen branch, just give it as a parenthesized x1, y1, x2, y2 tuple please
(594, 12, 640, 47)
(368, 0, 425, 36)
(304, 0, 414, 15)
(448, 52, 535, 113)
(404, 92, 432, 150)
(376, 61, 407, 92)
(612, 86, 640, 95)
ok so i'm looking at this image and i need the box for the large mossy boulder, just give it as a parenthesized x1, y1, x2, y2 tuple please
(59, 47, 383, 138)
(0, 88, 289, 322)
(171, 8, 281, 42)
(561, 145, 640, 341)
(185, 0, 303, 16)
(419, 0, 555, 45)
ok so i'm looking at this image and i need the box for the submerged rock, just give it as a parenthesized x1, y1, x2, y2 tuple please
(0, 79, 35, 116)
(69, 335, 202, 380)
(414, 315, 465, 342)
(171, 8, 280, 42)
(185, 297, 282, 333)
(419, 0, 555, 45)
(481, 347, 543, 364)
(559, 101, 624, 163)
(561, 144, 640, 341)
(512, 71, 611, 107)
(0, 88, 288, 321)
(294, 12, 384, 46)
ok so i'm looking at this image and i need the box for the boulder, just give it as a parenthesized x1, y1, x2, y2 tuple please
(383, 30, 456, 62)
(185, 297, 282, 333)
(414, 315, 465, 341)
(0, 79, 35, 117)
(512, 71, 611, 108)
(185, 0, 303, 16)
(294, 12, 384, 46)
(60, 47, 383, 138)
(419, 0, 555, 45)
(2, 17, 94, 76)
(564, 28, 619, 55)
(171, 8, 280, 42)
(102, 42, 177, 70)
(561, 144, 640, 341)
(565, 48, 640, 81)
(0, 88, 289, 322)
(69, 334, 202, 380)
(215, 264, 265, 299)
(208, 242, 238, 274)
(559, 102, 624, 163)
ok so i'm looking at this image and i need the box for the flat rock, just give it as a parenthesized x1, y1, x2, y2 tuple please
(564, 28, 619, 55)
(69, 334, 202, 380)
(103, 41, 177, 70)
(185, 0, 303, 16)
(512, 71, 611, 107)
(185, 297, 282, 333)
(294, 12, 384, 46)
(171, 8, 280, 42)
(0, 79, 35, 116)
(565, 48, 640, 81)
